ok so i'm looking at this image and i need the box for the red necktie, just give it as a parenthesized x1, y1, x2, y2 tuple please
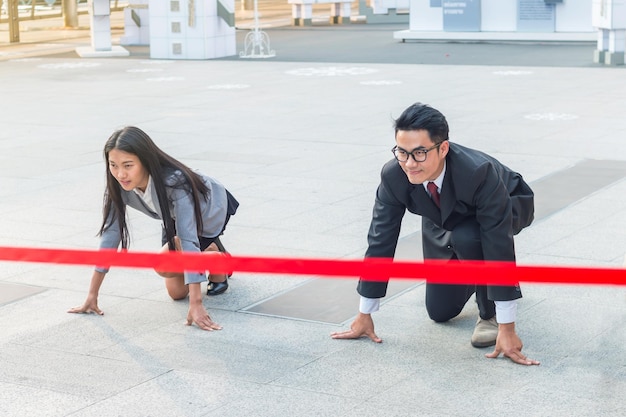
(427, 182, 440, 208)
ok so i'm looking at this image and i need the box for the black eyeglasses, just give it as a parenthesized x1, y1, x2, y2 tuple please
(392, 143, 441, 163)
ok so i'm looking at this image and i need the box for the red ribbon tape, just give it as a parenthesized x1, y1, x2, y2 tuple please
(0, 246, 624, 286)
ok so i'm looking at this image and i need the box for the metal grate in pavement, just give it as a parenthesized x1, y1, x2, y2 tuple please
(0, 282, 46, 307)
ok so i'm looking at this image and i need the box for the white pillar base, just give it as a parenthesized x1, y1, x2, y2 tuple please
(76, 46, 130, 58)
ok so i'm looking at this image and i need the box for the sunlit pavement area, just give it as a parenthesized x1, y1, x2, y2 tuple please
(1, 3, 625, 416)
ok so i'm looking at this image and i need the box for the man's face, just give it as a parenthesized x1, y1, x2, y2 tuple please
(395, 129, 448, 185)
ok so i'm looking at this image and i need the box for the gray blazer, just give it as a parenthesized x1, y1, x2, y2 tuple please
(97, 170, 234, 284)
(358, 142, 534, 301)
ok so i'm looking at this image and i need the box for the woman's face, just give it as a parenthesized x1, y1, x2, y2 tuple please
(108, 148, 149, 192)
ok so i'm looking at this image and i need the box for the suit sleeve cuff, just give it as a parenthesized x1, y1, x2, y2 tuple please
(359, 296, 380, 314)
(495, 300, 517, 324)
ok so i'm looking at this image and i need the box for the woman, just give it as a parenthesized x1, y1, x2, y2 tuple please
(68, 126, 238, 331)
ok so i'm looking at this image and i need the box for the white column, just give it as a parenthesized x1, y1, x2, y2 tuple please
(592, 0, 626, 64)
(76, 0, 130, 57)
(91, 0, 112, 51)
(121, 0, 150, 46)
(149, 0, 236, 60)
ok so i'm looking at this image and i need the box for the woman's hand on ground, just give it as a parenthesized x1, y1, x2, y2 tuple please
(67, 297, 103, 315)
(186, 304, 222, 331)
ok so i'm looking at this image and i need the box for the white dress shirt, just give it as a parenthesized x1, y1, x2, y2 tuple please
(132, 175, 157, 213)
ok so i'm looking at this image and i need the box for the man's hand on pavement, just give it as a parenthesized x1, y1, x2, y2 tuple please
(330, 313, 382, 343)
(486, 323, 540, 366)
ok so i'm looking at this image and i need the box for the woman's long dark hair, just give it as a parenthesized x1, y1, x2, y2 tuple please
(99, 126, 209, 250)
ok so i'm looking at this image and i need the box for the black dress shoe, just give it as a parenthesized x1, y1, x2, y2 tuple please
(206, 279, 228, 296)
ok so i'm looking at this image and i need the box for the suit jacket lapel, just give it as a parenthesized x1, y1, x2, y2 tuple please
(439, 170, 455, 224)
(148, 184, 164, 219)
(410, 185, 441, 223)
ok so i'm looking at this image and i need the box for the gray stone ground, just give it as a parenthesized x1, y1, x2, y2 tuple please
(1, 5, 625, 417)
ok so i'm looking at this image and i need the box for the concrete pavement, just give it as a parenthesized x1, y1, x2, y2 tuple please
(1, 4, 625, 417)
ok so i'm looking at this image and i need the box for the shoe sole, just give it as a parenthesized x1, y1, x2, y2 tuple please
(471, 340, 497, 348)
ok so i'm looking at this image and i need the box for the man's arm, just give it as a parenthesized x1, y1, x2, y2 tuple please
(471, 163, 539, 365)
(332, 163, 406, 342)
(358, 163, 406, 299)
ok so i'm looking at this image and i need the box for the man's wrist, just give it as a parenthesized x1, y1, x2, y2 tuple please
(498, 322, 516, 333)
(359, 296, 380, 314)
(494, 300, 517, 324)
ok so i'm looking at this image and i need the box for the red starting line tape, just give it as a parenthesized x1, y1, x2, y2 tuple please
(0, 246, 624, 286)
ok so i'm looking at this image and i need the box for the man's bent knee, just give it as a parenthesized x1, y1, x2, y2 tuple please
(426, 305, 462, 323)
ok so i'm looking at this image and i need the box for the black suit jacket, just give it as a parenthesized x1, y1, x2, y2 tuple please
(358, 143, 534, 301)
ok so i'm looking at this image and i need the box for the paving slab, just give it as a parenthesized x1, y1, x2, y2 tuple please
(0, 7, 625, 417)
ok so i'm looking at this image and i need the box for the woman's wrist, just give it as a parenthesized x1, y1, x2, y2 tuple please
(188, 282, 203, 304)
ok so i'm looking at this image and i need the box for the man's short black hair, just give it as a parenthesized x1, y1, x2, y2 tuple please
(394, 103, 449, 144)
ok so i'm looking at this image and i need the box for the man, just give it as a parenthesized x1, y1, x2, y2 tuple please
(331, 103, 539, 366)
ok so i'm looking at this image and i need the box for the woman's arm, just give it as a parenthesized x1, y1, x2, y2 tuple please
(186, 282, 222, 331)
(67, 270, 106, 315)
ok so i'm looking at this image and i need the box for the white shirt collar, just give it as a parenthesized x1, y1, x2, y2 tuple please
(422, 161, 446, 193)
(133, 175, 157, 213)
